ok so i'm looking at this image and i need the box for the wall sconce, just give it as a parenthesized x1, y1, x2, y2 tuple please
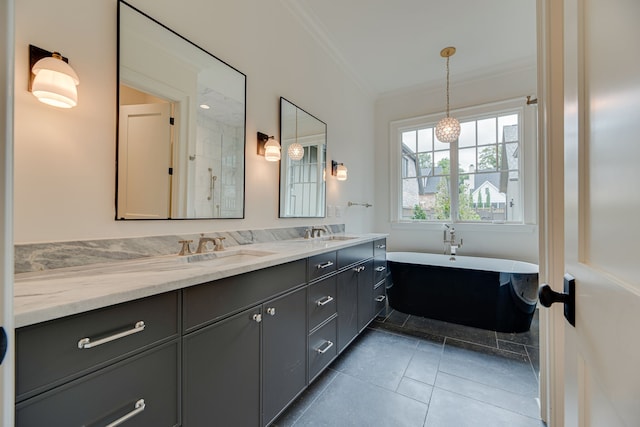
(257, 132, 281, 162)
(331, 160, 348, 181)
(29, 45, 80, 108)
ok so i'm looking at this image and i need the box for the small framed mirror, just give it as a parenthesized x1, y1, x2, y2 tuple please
(117, 1, 246, 219)
(279, 98, 327, 218)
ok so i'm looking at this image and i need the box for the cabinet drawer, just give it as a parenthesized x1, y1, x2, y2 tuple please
(374, 282, 387, 317)
(16, 341, 179, 427)
(374, 239, 387, 259)
(308, 251, 337, 282)
(16, 291, 179, 401)
(308, 317, 338, 382)
(337, 242, 373, 269)
(308, 275, 337, 331)
(374, 258, 388, 284)
(183, 259, 306, 332)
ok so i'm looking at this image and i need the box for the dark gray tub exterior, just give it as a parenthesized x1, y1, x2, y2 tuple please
(386, 252, 539, 333)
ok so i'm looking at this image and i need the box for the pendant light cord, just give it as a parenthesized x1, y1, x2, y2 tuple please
(445, 56, 451, 118)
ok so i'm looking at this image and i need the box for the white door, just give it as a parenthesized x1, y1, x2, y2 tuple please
(0, 0, 13, 425)
(542, 0, 640, 425)
(117, 103, 172, 219)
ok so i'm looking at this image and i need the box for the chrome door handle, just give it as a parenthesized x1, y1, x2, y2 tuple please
(316, 340, 334, 354)
(266, 307, 276, 316)
(105, 399, 145, 427)
(375, 266, 386, 272)
(353, 266, 365, 273)
(252, 313, 263, 323)
(316, 295, 334, 306)
(316, 261, 334, 269)
(376, 244, 386, 249)
(375, 295, 386, 302)
(78, 321, 145, 349)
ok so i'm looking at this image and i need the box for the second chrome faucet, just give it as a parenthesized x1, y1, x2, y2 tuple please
(304, 227, 325, 239)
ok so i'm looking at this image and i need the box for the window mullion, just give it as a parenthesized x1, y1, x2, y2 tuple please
(450, 140, 459, 222)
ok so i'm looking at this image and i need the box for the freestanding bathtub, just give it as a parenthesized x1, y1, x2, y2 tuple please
(386, 252, 539, 333)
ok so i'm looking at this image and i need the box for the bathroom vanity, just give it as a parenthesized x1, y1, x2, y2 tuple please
(14, 234, 387, 426)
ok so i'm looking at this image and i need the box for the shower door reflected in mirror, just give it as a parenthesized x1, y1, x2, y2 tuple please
(117, 1, 246, 219)
(279, 98, 327, 218)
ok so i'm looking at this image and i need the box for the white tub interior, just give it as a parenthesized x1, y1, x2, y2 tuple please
(386, 252, 538, 275)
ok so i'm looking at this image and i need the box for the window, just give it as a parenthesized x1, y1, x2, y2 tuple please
(392, 99, 535, 225)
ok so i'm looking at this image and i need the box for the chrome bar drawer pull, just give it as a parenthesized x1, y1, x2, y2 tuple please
(266, 307, 276, 316)
(78, 321, 146, 349)
(105, 399, 146, 427)
(353, 266, 365, 273)
(316, 295, 334, 306)
(376, 244, 386, 249)
(253, 313, 263, 323)
(316, 261, 334, 269)
(316, 340, 334, 354)
(375, 295, 387, 303)
(375, 266, 387, 272)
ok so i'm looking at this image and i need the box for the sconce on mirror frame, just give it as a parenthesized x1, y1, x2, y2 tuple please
(29, 44, 79, 108)
(331, 160, 348, 181)
(257, 132, 281, 162)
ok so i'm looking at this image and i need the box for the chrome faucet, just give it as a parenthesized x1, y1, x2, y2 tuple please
(443, 225, 463, 256)
(311, 227, 325, 238)
(304, 228, 313, 239)
(196, 234, 218, 253)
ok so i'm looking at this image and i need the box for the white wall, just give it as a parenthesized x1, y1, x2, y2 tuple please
(374, 66, 539, 263)
(13, 0, 375, 244)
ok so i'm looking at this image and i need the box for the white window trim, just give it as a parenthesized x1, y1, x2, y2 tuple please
(389, 97, 538, 229)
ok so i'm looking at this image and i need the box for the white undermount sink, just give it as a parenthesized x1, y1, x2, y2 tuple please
(177, 248, 276, 264)
(319, 235, 357, 241)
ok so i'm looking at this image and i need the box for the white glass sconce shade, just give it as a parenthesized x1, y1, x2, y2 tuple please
(31, 53, 79, 108)
(264, 139, 281, 162)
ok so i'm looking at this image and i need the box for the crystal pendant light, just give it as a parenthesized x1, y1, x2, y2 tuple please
(435, 47, 460, 143)
(288, 108, 304, 160)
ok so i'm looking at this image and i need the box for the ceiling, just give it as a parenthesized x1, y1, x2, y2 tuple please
(282, 0, 538, 99)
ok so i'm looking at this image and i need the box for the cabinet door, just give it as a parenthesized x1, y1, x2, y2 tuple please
(337, 267, 358, 353)
(262, 287, 307, 426)
(357, 259, 375, 331)
(183, 306, 261, 426)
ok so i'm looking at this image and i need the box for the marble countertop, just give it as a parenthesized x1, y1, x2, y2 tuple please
(14, 233, 387, 328)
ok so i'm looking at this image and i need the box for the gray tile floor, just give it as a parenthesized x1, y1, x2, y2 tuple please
(274, 310, 545, 427)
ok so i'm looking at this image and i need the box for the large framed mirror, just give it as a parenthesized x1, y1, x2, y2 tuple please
(279, 98, 327, 218)
(117, 1, 246, 219)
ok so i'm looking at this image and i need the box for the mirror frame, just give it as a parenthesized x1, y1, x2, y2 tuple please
(278, 97, 327, 218)
(116, 0, 246, 220)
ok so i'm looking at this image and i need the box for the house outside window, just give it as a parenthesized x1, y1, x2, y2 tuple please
(391, 98, 536, 225)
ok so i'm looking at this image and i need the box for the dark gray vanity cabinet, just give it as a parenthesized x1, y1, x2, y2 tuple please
(183, 305, 262, 426)
(336, 264, 362, 353)
(262, 287, 308, 426)
(183, 286, 308, 427)
(306, 255, 339, 382)
(356, 258, 376, 331)
(15, 291, 180, 427)
(373, 238, 388, 317)
(16, 342, 179, 426)
(14, 238, 387, 427)
(182, 260, 307, 427)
